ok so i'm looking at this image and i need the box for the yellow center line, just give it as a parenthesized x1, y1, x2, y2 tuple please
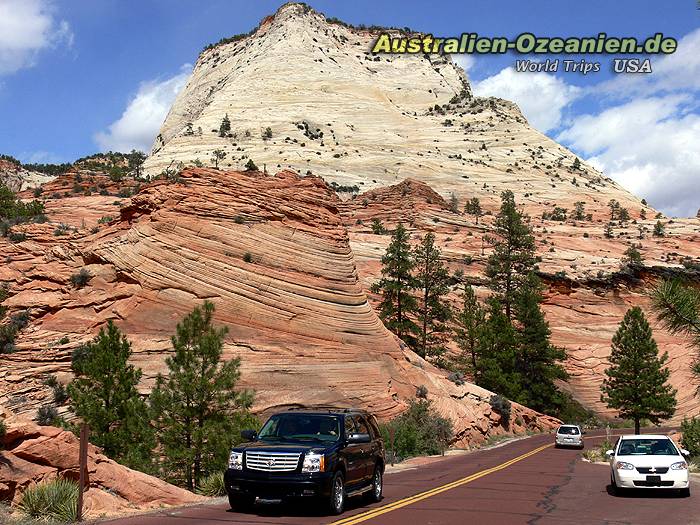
(330, 442, 553, 525)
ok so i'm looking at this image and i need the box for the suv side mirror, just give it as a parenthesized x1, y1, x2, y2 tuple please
(681, 449, 690, 456)
(605, 450, 614, 458)
(241, 429, 257, 441)
(347, 432, 371, 444)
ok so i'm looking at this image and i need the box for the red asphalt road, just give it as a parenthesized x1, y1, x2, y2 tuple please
(104, 433, 699, 525)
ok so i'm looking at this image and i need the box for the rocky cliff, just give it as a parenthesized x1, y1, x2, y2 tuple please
(0, 167, 558, 446)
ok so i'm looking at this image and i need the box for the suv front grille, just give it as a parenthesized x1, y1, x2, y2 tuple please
(245, 451, 301, 472)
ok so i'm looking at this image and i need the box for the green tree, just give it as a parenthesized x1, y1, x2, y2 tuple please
(650, 279, 700, 383)
(211, 149, 226, 168)
(474, 298, 522, 400)
(572, 157, 581, 170)
(653, 220, 665, 237)
(485, 190, 536, 320)
(219, 114, 231, 137)
(604, 222, 614, 238)
(244, 158, 258, 171)
(464, 197, 483, 224)
(67, 321, 154, 470)
(601, 307, 677, 434)
(622, 245, 643, 268)
(453, 284, 484, 379)
(513, 275, 568, 414)
(573, 201, 586, 221)
(608, 199, 620, 220)
(448, 193, 459, 213)
(413, 233, 452, 360)
(373, 223, 419, 348)
(128, 150, 147, 179)
(149, 301, 254, 490)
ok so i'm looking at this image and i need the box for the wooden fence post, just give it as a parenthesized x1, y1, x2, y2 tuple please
(76, 423, 89, 522)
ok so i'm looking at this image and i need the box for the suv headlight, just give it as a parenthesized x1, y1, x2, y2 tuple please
(671, 461, 688, 470)
(615, 461, 634, 470)
(302, 452, 325, 473)
(229, 451, 243, 470)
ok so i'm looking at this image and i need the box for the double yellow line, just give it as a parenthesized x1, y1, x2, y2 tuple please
(331, 442, 553, 525)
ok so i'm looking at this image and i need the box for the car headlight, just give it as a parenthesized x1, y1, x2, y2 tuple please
(671, 461, 688, 470)
(302, 452, 325, 473)
(229, 451, 243, 470)
(615, 461, 634, 470)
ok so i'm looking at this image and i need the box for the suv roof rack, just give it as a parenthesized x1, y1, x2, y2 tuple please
(284, 406, 362, 413)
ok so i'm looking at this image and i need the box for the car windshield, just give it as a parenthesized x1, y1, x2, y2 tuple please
(558, 426, 580, 435)
(617, 438, 679, 456)
(257, 414, 341, 443)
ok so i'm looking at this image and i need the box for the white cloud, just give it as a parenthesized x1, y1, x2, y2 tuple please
(472, 67, 580, 132)
(95, 65, 192, 153)
(558, 95, 700, 217)
(0, 0, 73, 74)
(452, 54, 475, 73)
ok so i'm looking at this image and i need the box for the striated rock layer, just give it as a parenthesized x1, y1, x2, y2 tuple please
(0, 168, 558, 446)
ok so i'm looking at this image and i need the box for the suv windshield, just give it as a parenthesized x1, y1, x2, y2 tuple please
(617, 438, 678, 456)
(557, 426, 580, 435)
(258, 414, 341, 443)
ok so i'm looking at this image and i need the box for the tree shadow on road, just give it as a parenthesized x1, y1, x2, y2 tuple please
(226, 496, 382, 518)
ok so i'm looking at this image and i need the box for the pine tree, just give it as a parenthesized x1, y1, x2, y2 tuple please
(413, 233, 452, 359)
(474, 298, 522, 400)
(373, 223, 419, 348)
(67, 321, 154, 470)
(604, 222, 614, 238)
(449, 193, 459, 213)
(622, 245, 643, 269)
(513, 274, 568, 414)
(464, 197, 483, 224)
(485, 191, 536, 320)
(454, 283, 485, 379)
(601, 307, 677, 434)
(149, 301, 255, 490)
(211, 149, 226, 168)
(128, 150, 147, 179)
(651, 279, 700, 384)
(218, 114, 231, 137)
(573, 201, 586, 221)
(653, 220, 665, 237)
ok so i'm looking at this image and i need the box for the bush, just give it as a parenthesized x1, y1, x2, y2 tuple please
(381, 399, 452, 462)
(69, 268, 91, 288)
(244, 159, 258, 171)
(242, 252, 253, 263)
(18, 478, 78, 523)
(681, 417, 700, 457)
(36, 405, 58, 426)
(0, 418, 5, 449)
(489, 395, 511, 427)
(371, 218, 386, 235)
(197, 472, 226, 496)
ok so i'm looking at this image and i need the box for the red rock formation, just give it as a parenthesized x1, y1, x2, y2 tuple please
(0, 168, 558, 448)
(0, 410, 203, 518)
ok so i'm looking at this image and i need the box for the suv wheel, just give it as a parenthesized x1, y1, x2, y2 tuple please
(228, 493, 254, 512)
(368, 465, 383, 503)
(329, 471, 346, 515)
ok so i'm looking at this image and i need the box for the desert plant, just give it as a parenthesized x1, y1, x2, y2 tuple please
(489, 394, 511, 427)
(197, 472, 226, 496)
(17, 478, 78, 522)
(242, 252, 253, 263)
(36, 405, 59, 426)
(370, 218, 386, 234)
(69, 268, 91, 288)
(244, 159, 258, 171)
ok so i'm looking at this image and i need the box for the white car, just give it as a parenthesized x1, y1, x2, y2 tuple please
(607, 434, 691, 497)
(554, 424, 584, 449)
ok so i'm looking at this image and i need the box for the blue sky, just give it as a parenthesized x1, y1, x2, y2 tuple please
(0, 0, 698, 215)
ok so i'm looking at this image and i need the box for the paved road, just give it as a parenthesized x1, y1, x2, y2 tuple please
(105, 432, 699, 525)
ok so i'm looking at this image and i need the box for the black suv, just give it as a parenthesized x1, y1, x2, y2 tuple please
(224, 408, 385, 515)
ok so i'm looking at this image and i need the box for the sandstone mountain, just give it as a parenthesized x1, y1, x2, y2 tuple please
(142, 1, 700, 421)
(0, 159, 54, 193)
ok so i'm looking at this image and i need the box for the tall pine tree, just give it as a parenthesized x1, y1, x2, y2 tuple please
(601, 306, 677, 434)
(373, 223, 419, 348)
(485, 191, 536, 320)
(475, 298, 522, 400)
(513, 274, 568, 414)
(454, 283, 485, 379)
(149, 301, 255, 490)
(68, 321, 154, 470)
(413, 232, 452, 359)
